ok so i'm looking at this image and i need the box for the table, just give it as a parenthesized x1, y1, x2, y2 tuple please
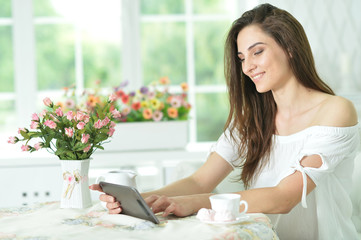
(0, 202, 279, 240)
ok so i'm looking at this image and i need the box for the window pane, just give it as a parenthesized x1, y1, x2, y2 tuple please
(0, 100, 16, 132)
(141, 22, 186, 85)
(193, 0, 236, 14)
(194, 21, 230, 85)
(33, 0, 60, 17)
(0, 26, 13, 92)
(141, 0, 184, 14)
(0, 0, 11, 17)
(81, 4, 122, 88)
(196, 92, 229, 141)
(35, 24, 75, 90)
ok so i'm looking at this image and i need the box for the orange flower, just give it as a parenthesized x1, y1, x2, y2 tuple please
(143, 108, 153, 120)
(87, 95, 100, 107)
(159, 76, 170, 85)
(167, 107, 178, 118)
(180, 82, 189, 92)
(56, 101, 65, 110)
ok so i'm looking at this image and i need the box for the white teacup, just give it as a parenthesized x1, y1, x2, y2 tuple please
(96, 170, 137, 209)
(209, 193, 248, 222)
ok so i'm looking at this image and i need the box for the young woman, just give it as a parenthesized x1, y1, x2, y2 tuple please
(90, 4, 360, 239)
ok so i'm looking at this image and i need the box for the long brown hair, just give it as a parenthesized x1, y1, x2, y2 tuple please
(224, 3, 334, 188)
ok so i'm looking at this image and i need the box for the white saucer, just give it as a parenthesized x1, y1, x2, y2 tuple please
(200, 215, 249, 225)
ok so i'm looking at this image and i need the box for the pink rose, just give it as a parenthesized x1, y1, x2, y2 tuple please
(34, 142, 42, 151)
(83, 115, 90, 123)
(108, 128, 115, 137)
(18, 128, 26, 134)
(21, 145, 30, 152)
(30, 121, 39, 129)
(7, 136, 18, 144)
(76, 111, 85, 121)
(39, 109, 47, 118)
(31, 113, 39, 121)
(101, 117, 110, 126)
(77, 122, 86, 129)
(94, 119, 103, 129)
(108, 94, 117, 102)
(66, 111, 74, 121)
(65, 128, 74, 137)
(55, 107, 63, 117)
(83, 144, 91, 153)
(111, 109, 121, 119)
(43, 97, 52, 107)
(44, 120, 56, 129)
(81, 134, 90, 144)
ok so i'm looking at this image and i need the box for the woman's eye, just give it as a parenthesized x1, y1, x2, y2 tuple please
(254, 49, 263, 55)
(239, 58, 245, 63)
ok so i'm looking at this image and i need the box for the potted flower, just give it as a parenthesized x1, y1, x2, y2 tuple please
(8, 96, 120, 208)
(110, 77, 191, 123)
(103, 77, 191, 151)
(56, 77, 191, 151)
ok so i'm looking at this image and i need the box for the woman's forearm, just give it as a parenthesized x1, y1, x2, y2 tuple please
(141, 175, 210, 199)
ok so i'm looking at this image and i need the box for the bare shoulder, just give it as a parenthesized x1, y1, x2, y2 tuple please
(316, 95, 358, 127)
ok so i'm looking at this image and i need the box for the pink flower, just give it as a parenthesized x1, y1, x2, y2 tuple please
(83, 115, 90, 123)
(170, 96, 182, 108)
(81, 134, 90, 144)
(77, 122, 86, 129)
(66, 111, 74, 121)
(101, 117, 110, 126)
(39, 109, 47, 118)
(108, 94, 117, 102)
(44, 120, 57, 129)
(94, 119, 103, 129)
(34, 142, 42, 151)
(110, 121, 116, 128)
(7, 136, 18, 144)
(55, 107, 63, 117)
(43, 97, 52, 107)
(31, 113, 39, 121)
(108, 128, 115, 137)
(111, 109, 121, 119)
(83, 144, 91, 152)
(152, 110, 163, 122)
(76, 111, 86, 121)
(65, 99, 75, 109)
(21, 145, 30, 151)
(30, 121, 39, 129)
(121, 106, 131, 116)
(18, 128, 26, 134)
(65, 128, 74, 137)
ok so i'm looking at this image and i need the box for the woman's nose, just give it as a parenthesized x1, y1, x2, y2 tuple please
(243, 59, 256, 75)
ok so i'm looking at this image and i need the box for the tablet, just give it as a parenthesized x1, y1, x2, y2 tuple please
(99, 181, 160, 224)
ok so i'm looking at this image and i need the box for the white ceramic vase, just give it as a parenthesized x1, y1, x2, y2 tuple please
(60, 159, 92, 209)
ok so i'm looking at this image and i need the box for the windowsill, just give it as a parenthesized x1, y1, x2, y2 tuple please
(0, 141, 213, 168)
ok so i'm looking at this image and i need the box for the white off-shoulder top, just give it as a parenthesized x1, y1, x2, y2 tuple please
(210, 124, 360, 240)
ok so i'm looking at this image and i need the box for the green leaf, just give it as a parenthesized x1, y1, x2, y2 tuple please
(94, 133, 108, 144)
(94, 144, 104, 150)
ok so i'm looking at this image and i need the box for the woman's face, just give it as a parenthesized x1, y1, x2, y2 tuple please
(236, 25, 294, 93)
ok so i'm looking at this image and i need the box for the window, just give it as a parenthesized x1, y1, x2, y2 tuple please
(0, 0, 14, 133)
(2, 0, 360, 150)
(140, 0, 239, 143)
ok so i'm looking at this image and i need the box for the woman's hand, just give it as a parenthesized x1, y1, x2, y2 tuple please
(144, 195, 202, 217)
(89, 184, 123, 214)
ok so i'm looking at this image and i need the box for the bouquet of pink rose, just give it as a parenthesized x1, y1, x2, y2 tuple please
(8, 96, 121, 160)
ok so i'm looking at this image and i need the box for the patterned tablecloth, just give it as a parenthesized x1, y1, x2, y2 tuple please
(0, 202, 279, 240)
